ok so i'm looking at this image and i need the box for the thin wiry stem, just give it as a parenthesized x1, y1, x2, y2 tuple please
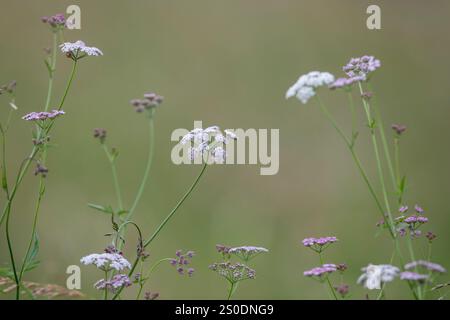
(368, 83, 397, 192)
(112, 163, 208, 300)
(315, 95, 391, 233)
(3, 53, 78, 300)
(119, 113, 155, 248)
(102, 144, 124, 211)
(136, 258, 172, 300)
(319, 252, 338, 300)
(357, 82, 395, 234)
(17, 32, 59, 297)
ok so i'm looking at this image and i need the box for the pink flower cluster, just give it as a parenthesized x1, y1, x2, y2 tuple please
(22, 110, 65, 121)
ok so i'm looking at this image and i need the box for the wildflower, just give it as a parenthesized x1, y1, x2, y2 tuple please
(60, 40, 103, 60)
(304, 264, 337, 281)
(286, 71, 335, 104)
(400, 271, 429, 283)
(404, 260, 446, 274)
(93, 128, 107, 144)
(426, 231, 436, 242)
(329, 77, 359, 90)
(302, 236, 338, 253)
(228, 246, 269, 262)
(80, 252, 131, 272)
(399, 205, 409, 213)
(130, 92, 164, 113)
(392, 124, 407, 135)
(34, 163, 48, 177)
(209, 262, 256, 283)
(94, 274, 132, 292)
(334, 284, 350, 298)
(179, 126, 237, 164)
(342, 55, 381, 81)
(357, 264, 400, 290)
(169, 249, 195, 276)
(404, 215, 428, 224)
(22, 109, 65, 122)
(41, 13, 66, 29)
(414, 204, 424, 214)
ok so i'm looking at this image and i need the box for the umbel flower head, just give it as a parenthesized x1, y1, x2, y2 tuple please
(94, 274, 132, 292)
(286, 71, 335, 104)
(400, 271, 429, 283)
(303, 264, 337, 281)
(209, 262, 256, 284)
(179, 126, 237, 164)
(357, 264, 400, 290)
(60, 40, 103, 60)
(228, 246, 269, 262)
(130, 92, 164, 113)
(302, 236, 338, 253)
(342, 55, 380, 81)
(404, 260, 446, 274)
(80, 251, 131, 272)
(41, 13, 66, 30)
(22, 109, 65, 122)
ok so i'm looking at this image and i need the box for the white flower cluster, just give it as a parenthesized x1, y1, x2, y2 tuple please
(180, 126, 237, 164)
(229, 246, 269, 262)
(80, 253, 131, 272)
(357, 264, 400, 290)
(285, 71, 335, 104)
(60, 40, 103, 57)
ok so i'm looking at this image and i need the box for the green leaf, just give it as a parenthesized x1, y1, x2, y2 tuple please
(87, 203, 114, 214)
(399, 175, 407, 193)
(22, 233, 40, 274)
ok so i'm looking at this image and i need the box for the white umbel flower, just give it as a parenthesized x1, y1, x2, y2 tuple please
(80, 253, 131, 271)
(357, 264, 400, 290)
(60, 40, 103, 57)
(286, 71, 335, 104)
(179, 125, 237, 164)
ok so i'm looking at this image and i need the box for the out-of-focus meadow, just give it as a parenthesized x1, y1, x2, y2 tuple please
(1, 0, 449, 299)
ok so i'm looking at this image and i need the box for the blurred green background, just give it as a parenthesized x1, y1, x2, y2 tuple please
(1, 0, 449, 299)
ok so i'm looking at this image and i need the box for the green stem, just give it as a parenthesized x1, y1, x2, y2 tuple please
(227, 282, 239, 300)
(44, 32, 58, 112)
(367, 83, 397, 191)
(136, 258, 172, 300)
(58, 59, 77, 111)
(319, 252, 338, 300)
(17, 32, 58, 293)
(144, 163, 207, 247)
(2, 48, 77, 300)
(119, 114, 155, 248)
(104, 270, 109, 300)
(112, 163, 208, 300)
(394, 137, 403, 204)
(102, 144, 124, 211)
(357, 82, 395, 234)
(17, 175, 45, 298)
(316, 95, 391, 233)
(5, 196, 19, 299)
(347, 91, 357, 141)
